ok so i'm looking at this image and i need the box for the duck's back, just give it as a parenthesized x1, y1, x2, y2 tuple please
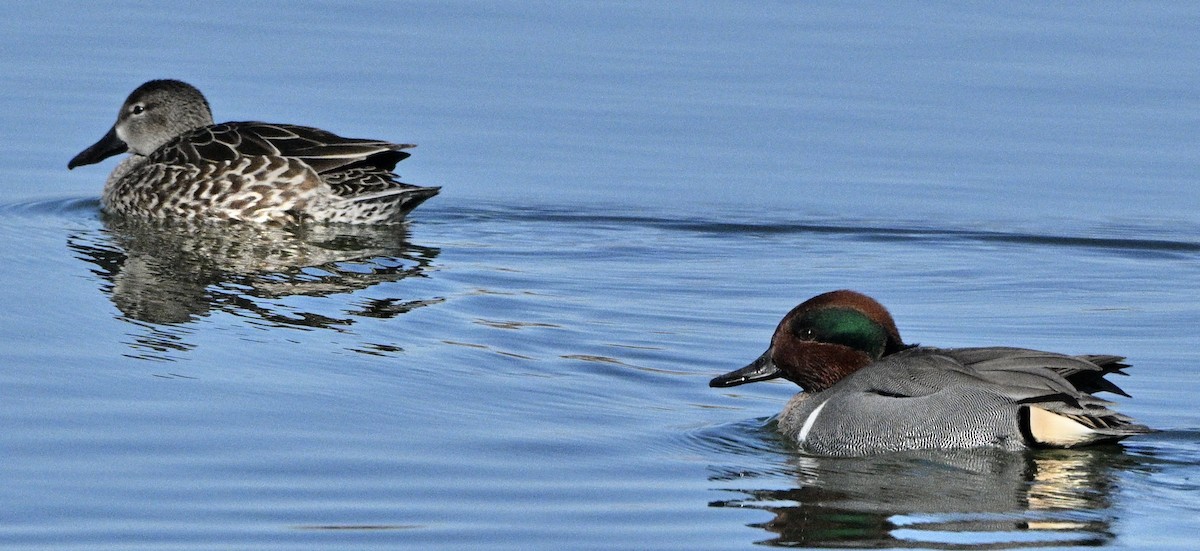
(151, 122, 413, 174)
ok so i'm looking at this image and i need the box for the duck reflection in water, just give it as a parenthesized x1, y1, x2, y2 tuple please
(68, 215, 440, 355)
(710, 445, 1140, 549)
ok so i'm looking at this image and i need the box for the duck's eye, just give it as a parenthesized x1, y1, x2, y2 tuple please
(797, 327, 815, 340)
(130, 104, 145, 115)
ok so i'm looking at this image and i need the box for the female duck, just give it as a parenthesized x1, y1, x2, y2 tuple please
(69, 79, 439, 225)
(710, 290, 1149, 456)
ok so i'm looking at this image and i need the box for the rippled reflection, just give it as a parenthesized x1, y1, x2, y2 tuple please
(68, 215, 440, 357)
(711, 445, 1137, 549)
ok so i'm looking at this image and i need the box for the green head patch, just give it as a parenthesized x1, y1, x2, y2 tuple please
(790, 307, 891, 359)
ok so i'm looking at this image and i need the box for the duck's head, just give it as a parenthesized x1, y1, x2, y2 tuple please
(709, 290, 908, 392)
(69, 79, 214, 169)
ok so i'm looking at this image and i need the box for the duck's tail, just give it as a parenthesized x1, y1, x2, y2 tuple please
(343, 185, 441, 222)
(1019, 397, 1152, 447)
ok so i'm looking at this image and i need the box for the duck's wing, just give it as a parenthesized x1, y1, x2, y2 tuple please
(934, 347, 1133, 397)
(855, 349, 1079, 402)
(153, 122, 415, 176)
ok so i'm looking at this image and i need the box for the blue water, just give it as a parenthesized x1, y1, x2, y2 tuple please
(2, 2, 1198, 549)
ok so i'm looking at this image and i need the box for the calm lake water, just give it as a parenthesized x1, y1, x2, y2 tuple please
(3, 2, 1199, 549)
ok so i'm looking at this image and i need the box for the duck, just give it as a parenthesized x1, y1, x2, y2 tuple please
(709, 290, 1150, 456)
(68, 79, 439, 225)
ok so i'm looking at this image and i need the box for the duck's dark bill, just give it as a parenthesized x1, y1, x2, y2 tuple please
(709, 349, 781, 388)
(69, 126, 127, 169)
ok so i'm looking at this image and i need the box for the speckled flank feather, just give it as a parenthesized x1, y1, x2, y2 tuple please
(103, 153, 320, 224)
(70, 80, 439, 225)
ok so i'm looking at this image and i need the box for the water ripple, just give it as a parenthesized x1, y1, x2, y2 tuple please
(0, 195, 99, 218)
(428, 204, 1200, 257)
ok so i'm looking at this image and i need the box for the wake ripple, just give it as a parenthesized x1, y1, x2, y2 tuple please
(429, 203, 1200, 257)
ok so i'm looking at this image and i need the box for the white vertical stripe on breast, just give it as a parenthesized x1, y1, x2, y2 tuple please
(797, 400, 829, 443)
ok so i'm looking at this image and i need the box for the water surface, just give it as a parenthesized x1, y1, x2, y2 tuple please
(2, 2, 1198, 550)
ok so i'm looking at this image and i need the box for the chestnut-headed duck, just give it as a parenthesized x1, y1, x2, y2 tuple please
(710, 290, 1150, 456)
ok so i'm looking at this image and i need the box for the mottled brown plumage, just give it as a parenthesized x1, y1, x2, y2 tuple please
(69, 79, 439, 224)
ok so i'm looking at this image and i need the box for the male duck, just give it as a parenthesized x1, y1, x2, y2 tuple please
(68, 79, 439, 225)
(710, 290, 1150, 456)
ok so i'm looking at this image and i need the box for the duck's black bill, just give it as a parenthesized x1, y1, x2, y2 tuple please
(709, 348, 781, 388)
(68, 126, 127, 169)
